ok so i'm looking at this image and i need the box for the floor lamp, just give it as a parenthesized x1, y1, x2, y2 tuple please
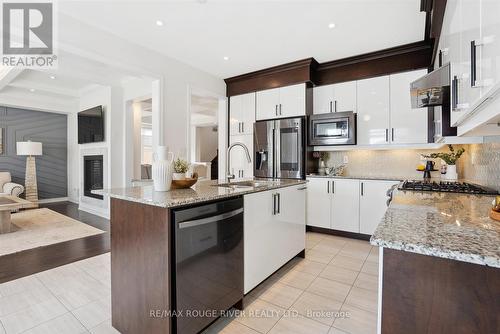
(17, 141, 43, 206)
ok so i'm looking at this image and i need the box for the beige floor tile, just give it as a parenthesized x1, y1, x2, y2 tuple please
(311, 243, 342, 255)
(290, 291, 342, 326)
(337, 248, 370, 261)
(291, 259, 327, 276)
(344, 287, 378, 314)
(319, 265, 359, 285)
(365, 252, 379, 263)
(24, 313, 87, 334)
(315, 238, 346, 250)
(204, 317, 260, 334)
(268, 314, 330, 334)
(305, 249, 335, 264)
(330, 255, 364, 271)
(258, 282, 303, 309)
(235, 299, 285, 333)
(343, 239, 371, 250)
(328, 326, 350, 334)
(89, 319, 120, 334)
(279, 270, 316, 290)
(333, 304, 377, 334)
(71, 297, 111, 330)
(306, 232, 325, 243)
(361, 261, 379, 276)
(353, 272, 378, 292)
(306, 277, 351, 303)
(306, 239, 321, 250)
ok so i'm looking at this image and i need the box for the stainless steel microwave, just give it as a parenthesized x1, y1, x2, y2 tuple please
(308, 112, 357, 146)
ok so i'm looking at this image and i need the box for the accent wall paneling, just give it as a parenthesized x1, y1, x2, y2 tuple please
(0, 106, 68, 199)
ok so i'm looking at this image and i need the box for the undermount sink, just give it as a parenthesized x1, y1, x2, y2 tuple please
(215, 180, 279, 189)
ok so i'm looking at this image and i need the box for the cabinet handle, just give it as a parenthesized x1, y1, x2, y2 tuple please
(297, 186, 307, 190)
(279, 104, 282, 115)
(385, 129, 389, 142)
(241, 122, 244, 133)
(391, 128, 395, 142)
(329, 101, 333, 113)
(334, 100, 337, 113)
(452, 76, 459, 110)
(272, 193, 276, 215)
(438, 50, 443, 67)
(275, 105, 278, 116)
(470, 40, 477, 87)
(238, 122, 241, 133)
(332, 180, 335, 194)
(361, 182, 364, 196)
(327, 181, 330, 193)
(276, 193, 280, 214)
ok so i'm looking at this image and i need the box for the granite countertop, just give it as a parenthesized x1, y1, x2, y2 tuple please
(306, 174, 406, 181)
(98, 178, 307, 209)
(371, 190, 500, 268)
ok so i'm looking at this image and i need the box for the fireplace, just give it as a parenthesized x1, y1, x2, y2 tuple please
(84, 155, 104, 200)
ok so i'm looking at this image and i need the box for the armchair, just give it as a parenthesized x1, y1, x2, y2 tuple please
(0, 172, 25, 197)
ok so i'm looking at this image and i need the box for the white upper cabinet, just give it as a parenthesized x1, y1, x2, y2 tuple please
(357, 76, 391, 145)
(459, 0, 481, 107)
(256, 83, 306, 120)
(313, 81, 357, 114)
(229, 92, 255, 136)
(331, 179, 360, 233)
(389, 69, 429, 144)
(480, 0, 500, 95)
(279, 84, 306, 118)
(359, 180, 398, 235)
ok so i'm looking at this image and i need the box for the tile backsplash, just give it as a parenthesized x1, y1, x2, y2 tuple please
(323, 140, 500, 191)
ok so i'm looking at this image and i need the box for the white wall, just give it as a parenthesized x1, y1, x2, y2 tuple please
(59, 13, 226, 159)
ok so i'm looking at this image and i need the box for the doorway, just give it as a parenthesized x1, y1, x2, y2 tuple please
(189, 89, 220, 180)
(132, 97, 153, 180)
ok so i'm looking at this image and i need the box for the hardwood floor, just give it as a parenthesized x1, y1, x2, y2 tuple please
(0, 201, 110, 283)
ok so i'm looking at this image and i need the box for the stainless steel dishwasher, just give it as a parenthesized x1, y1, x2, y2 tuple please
(172, 197, 244, 334)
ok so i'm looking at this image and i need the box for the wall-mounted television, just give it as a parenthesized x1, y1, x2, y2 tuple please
(78, 106, 104, 144)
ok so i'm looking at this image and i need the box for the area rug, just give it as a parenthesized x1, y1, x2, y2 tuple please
(0, 208, 105, 256)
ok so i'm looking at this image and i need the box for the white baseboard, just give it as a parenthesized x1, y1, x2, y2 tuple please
(38, 197, 69, 204)
(78, 203, 110, 219)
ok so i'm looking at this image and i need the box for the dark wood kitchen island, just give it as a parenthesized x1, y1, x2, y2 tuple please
(371, 190, 500, 334)
(104, 178, 306, 334)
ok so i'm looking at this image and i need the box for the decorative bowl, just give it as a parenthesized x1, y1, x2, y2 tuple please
(171, 173, 198, 189)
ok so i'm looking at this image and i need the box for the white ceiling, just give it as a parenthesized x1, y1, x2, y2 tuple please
(59, 0, 426, 79)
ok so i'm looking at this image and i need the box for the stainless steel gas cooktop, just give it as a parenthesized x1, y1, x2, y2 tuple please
(399, 180, 498, 195)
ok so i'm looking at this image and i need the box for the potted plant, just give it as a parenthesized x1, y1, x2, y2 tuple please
(318, 151, 330, 175)
(173, 158, 190, 180)
(424, 145, 465, 180)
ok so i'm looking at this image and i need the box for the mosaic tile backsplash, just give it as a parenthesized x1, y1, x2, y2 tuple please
(323, 140, 500, 191)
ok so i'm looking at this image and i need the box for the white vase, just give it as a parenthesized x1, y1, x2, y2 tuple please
(152, 146, 174, 191)
(443, 164, 458, 180)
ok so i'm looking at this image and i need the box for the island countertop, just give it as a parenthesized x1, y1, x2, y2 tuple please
(371, 189, 500, 268)
(99, 178, 307, 208)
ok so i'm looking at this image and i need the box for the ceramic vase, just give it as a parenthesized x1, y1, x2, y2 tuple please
(152, 146, 174, 191)
(443, 164, 458, 180)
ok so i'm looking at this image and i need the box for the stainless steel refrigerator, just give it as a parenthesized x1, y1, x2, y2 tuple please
(254, 117, 305, 179)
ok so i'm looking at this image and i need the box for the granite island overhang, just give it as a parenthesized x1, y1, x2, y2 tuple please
(370, 189, 500, 333)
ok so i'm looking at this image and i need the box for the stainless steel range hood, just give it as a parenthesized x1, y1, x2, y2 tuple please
(410, 63, 450, 108)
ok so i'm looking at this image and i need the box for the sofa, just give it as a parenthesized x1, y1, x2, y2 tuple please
(0, 172, 25, 197)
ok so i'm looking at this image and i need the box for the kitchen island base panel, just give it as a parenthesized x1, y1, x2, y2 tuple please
(111, 198, 172, 334)
(382, 248, 500, 334)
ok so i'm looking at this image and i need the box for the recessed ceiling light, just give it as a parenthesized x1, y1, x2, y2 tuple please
(49, 75, 56, 79)
(29, 88, 36, 92)
(223, 56, 229, 61)
(328, 22, 336, 29)
(156, 20, 164, 26)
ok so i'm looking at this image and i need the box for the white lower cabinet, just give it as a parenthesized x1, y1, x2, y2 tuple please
(244, 184, 306, 294)
(331, 179, 360, 233)
(306, 177, 397, 236)
(359, 180, 399, 235)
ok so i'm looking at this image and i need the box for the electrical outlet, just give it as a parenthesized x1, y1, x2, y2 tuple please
(343, 155, 349, 164)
